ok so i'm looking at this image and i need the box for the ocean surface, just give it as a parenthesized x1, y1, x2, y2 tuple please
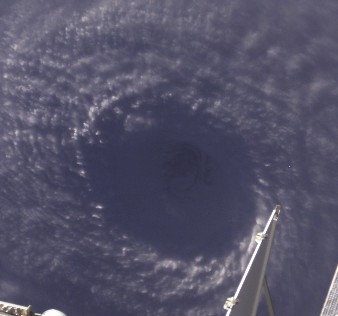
(1, 1, 338, 315)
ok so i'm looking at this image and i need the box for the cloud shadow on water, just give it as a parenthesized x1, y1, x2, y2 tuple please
(80, 96, 257, 259)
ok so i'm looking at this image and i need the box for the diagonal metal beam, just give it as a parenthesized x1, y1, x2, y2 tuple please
(224, 205, 280, 316)
(262, 276, 276, 316)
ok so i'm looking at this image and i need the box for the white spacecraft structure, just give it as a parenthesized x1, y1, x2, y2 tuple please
(0, 301, 66, 316)
(320, 264, 338, 316)
(224, 205, 281, 316)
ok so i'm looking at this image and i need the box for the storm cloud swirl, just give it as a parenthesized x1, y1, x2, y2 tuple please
(1, 1, 338, 315)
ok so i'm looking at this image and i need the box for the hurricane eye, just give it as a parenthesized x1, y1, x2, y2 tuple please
(162, 142, 203, 191)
